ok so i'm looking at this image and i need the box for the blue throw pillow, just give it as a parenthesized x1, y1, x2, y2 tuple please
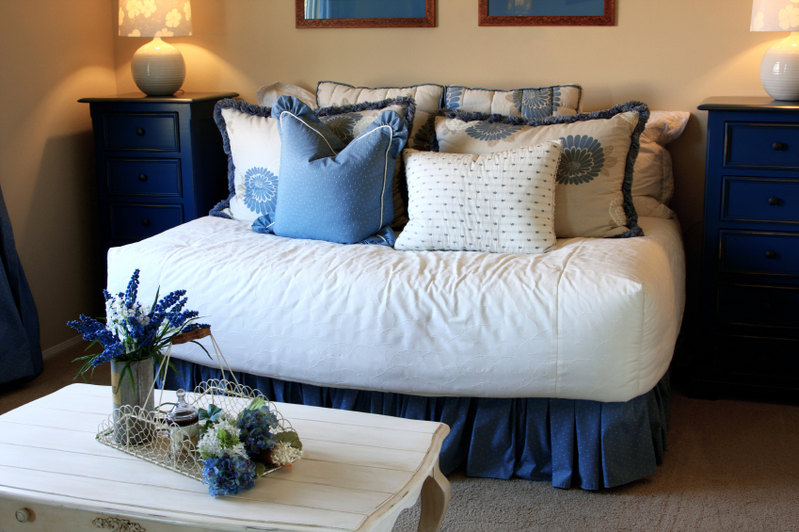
(271, 96, 408, 244)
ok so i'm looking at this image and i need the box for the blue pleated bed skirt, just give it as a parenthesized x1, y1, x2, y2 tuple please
(163, 360, 670, 490)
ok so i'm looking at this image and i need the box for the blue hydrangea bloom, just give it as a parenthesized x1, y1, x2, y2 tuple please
(201, 455, 256, 497)
(237, 406, 278, 460)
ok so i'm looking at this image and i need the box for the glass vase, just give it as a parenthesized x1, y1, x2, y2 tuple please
(111, 358, 155, 445)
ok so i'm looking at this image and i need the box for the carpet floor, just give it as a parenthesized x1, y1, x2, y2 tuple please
(3, 350, 798, 531)
(392, 391, 799, 531)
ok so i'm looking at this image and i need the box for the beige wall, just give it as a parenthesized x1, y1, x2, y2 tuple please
(1, 0, 781, 351)
(0, 1, 116, 351)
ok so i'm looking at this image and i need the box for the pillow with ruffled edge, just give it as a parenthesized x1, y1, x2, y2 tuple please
(317, 81, 443, 232)
(316, 97, 416, 145)
(210, 98, 280, 223)
(211, 97, 416, 229)
(433, 101, 649, 238)
(396, 142, 562, 254)
(317, 97, 416, 231)
(443, 84, 582, 119)
(271, 96, 408, 244)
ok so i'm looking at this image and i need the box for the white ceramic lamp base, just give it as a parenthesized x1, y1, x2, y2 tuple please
(760, 32, 799, 101)
(131, 37, 186, 97)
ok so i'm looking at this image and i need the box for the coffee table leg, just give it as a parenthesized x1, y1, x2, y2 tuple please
(418, 462, 450, 531)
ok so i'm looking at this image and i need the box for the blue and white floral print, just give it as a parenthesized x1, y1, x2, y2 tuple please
(243, 167, 277, 215)
(512, 89, 549, 120)
(322, 113, 361, 143)
(445, 86, 464, 109)
(557, 135, 605, 185)
(465, 121, 521, 142)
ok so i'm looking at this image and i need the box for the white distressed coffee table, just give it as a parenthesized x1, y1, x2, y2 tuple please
(0, 384, 450, 531)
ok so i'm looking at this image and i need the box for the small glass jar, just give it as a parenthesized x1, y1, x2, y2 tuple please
(167, 389, 200, 463)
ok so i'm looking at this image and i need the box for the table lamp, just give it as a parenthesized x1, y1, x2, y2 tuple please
(751, 0, 799, 101)
(118, 0, 193, 96)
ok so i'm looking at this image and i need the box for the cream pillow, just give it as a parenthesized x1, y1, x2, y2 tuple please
(632, 110, 690, 218)
(395, 142, 562, 254)
(434, 102, 649, 238)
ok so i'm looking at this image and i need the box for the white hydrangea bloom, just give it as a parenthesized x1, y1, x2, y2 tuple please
(197, 418, 248, 459)
(270, 442, 303, 466)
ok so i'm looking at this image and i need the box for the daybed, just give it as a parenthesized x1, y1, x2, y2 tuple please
(106, 81, 689, 490)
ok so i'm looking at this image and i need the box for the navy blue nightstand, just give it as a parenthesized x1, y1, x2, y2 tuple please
(80, 92, 237, 249)
(696, 97, 799, 399)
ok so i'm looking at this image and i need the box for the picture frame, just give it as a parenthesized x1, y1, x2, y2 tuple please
(478, 0, 615, 26)
(296, 0, 436, 28)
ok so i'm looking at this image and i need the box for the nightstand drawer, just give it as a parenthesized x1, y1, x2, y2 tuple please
(101, 113, 179, 152)
(109, 203, 183, 241)
(725, 122, 799, 169)
(719, 231, 799, 275)
(106, 159, 182, 197)
(722, 177, 799, 223)
(717, 284, 799, 328)
(717, 334, 799, 385)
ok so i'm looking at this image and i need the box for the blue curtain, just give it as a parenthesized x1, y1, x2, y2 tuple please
(0, 183, 42, 388)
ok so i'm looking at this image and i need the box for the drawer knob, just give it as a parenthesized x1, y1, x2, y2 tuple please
(765, 249, 778, 259)
(136, 127, 146, 136)
(138, 173, 148, 182)
(15, 507, 34, 523)
(768, 196, 781, 206)
(141, 218, 151, 227)
(772, 141, 786, 151)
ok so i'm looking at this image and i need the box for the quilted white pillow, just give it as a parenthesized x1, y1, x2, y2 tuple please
(395, 142, 562, 254)
(443, 84, 582, 118)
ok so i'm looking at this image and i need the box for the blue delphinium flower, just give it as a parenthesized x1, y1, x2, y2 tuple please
(201, 455, 256, 497)
(67, 268, 210, 381)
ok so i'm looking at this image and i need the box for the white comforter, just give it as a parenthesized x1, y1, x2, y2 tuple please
(107, 216, 685, 402)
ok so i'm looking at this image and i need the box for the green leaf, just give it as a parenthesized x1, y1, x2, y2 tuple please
(199, 403, 223, 423)
(274, 431, 302, 451)
(246, 396, 267, 411)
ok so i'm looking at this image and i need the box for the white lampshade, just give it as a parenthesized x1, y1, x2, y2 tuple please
(119, 0, 193, 96)
(751, 0, 799, 100)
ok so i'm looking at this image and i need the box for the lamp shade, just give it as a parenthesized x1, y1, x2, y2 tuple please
(119, 0, 193, 38)
(119, 1, 193, 97)
(751, 1, 799, 100)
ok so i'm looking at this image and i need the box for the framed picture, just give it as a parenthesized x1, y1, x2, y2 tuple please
(478, 0, 615, 26)
(296, 0, 436, 28)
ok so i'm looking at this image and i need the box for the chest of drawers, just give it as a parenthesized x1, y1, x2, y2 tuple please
(696, 97, 799, 399)
(80, 92, 236, 249)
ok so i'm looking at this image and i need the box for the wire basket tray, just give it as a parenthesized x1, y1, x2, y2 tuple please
(96, 378, 299, 482)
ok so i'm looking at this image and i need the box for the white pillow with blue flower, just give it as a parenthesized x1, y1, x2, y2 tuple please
(434, 102, 649, 238)
(212, 99, 281, 223)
